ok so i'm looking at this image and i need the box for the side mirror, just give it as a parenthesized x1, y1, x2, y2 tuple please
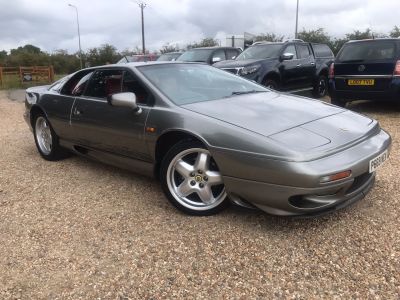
(212, 57, 222, 63)
(108, 92, 141, 113)
(280, 53, 294, 61)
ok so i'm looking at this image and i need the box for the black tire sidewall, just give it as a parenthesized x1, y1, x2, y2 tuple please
(159, 140, 229, 216)
(313, 75, 328, 98)
(264, 79, 279, 90)
(33, 114, 66, 161)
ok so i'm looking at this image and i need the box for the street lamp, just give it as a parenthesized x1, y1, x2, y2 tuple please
(295, 0, 299, 39)
(68, 4, 83, 69)
(133, 1, 147, 55)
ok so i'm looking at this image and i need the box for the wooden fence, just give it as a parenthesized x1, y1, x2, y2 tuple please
(0, 66, 54, 86)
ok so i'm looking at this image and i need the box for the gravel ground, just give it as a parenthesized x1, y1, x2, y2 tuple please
(0, 91, 399, 299)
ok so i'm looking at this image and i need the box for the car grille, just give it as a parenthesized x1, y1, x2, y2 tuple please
(334, 77, 392, 91)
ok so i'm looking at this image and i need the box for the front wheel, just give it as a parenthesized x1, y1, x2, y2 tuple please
(313, 75, 328, 98)
(160, 140, 229, 216)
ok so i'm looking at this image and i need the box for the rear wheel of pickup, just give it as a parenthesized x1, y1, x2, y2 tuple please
(330, 98, 347, 107)
(264, 79, 279, 90)
(313, 75, 328, 98)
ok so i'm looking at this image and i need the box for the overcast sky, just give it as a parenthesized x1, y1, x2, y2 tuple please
(0, 0, 398, 53)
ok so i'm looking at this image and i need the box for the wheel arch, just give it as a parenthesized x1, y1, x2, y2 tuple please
(154, 129, 209, 178)
(29, 105, 48, 128)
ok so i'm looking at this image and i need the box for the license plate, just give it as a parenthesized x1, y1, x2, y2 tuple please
(348, 79, 375, 86)
(369, 150, 388, 173)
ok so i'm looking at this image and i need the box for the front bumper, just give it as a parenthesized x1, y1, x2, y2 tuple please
(214, 129, 391, 216)
(224, 172, 375, 216)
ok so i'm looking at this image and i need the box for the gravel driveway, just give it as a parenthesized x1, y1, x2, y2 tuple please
(0, 91, 399, 299)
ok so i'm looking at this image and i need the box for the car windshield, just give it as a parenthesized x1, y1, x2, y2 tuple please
(177, 49, 214, 62)
(337, 41, 397, 62)
(138, 64, 268, 105)
(236, 44, 282, 60)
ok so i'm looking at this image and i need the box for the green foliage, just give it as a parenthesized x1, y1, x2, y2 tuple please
(187, 38, 219, 49)
(298, 28, 330, 44)
(390, 26, 400, 38)
(254, 33, 284, 42)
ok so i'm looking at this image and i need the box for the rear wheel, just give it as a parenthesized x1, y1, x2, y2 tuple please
(33, 114, 69, 161)
(330, 98, 347, 107)
(313, 75, 328, 98)
(160, 140, 229, 216)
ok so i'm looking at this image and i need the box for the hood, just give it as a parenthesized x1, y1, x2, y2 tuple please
(214, 58, 271, 68)
(26, 85, 50, 94)
(182, 92, 345, 137)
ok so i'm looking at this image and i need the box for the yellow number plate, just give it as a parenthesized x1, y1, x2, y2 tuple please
(348, 79, 375, 86)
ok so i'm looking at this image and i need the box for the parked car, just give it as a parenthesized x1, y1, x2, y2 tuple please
(214, 40, 334, 98)
(157, 52, 183, 61)
(24, 62, 391, 216)
(329, 38, 400, 107)
(177, 47, 241, 65)
(117, 54, 159, 63)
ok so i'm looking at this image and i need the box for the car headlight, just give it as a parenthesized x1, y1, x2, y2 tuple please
(240, 64, 261, 75)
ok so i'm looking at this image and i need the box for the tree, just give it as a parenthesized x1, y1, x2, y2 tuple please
(160, 43, 180, 54)
(390, 26, 400, 38)
(297, 28, 331, 44)
(187, 38, 219, 49)
(254, 33, 284, 43)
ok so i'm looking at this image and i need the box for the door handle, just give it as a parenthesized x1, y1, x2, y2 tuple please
(310, 62, 315, 65)
(73, 108, 83, 116)
(296, 64, 302, 67)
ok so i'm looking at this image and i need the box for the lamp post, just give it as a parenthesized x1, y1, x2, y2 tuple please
(135, 2, 147, 55)
(68, 4, 83, 69)
(295, 0, 299, 39)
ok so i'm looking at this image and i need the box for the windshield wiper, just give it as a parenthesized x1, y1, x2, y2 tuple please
(231, 90, 267, 96)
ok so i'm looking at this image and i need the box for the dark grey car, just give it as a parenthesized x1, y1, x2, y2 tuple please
(24, 62, 391, 216)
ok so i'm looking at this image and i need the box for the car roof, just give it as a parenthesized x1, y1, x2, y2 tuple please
(346, 38, 400, 44)
(187, 47, 239, 50)
(81, 61, 205, 71)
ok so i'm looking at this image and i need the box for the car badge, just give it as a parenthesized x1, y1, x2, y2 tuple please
(358, 65, 366, 72)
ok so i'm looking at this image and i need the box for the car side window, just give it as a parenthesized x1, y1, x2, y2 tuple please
(61, 70, 94, 96)
(84, 69, 124, 99)
(297, 44, 311, 59)
(283, 45, 298, 59)
(122, 71, 150, 105)
(212, 49, 226, 62)
(226, 49, 239, 60)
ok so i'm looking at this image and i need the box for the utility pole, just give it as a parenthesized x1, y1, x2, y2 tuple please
(138, 2, 146, 55)
(295, 0, 299, 39)
(68, 4, 83, 69)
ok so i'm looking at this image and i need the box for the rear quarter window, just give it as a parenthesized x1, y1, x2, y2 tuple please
(313, 44, 334, 58)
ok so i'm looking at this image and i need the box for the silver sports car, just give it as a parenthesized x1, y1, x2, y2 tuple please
(24, 62, 391, 216)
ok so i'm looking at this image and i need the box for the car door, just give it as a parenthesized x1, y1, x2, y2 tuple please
(70, 68, 151, 161)
(279, 44, 301, 90)
(295, 43, 316, 88)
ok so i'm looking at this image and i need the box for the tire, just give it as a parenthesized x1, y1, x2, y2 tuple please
(313, 75, 328, 98)
(33, 113, 69, 161)
(330, 98, 347, 107)
(264, 79, 279, 90)
(160, 140, 229, 216)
